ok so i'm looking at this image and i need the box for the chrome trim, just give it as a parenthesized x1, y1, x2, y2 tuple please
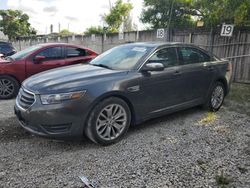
(16, 87, 36, 111)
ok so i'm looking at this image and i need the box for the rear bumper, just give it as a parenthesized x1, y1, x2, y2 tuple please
(14, 94, 92, 139)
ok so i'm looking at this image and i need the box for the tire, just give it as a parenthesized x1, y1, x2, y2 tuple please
(85, 97, 131, 145)
(204, 81, 225, 112)
(0, 75, 20, 99)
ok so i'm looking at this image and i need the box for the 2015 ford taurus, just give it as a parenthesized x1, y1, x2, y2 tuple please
(14, 42, 232, 145)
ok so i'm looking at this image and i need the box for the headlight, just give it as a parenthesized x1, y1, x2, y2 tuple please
(40, 91, 86, 105)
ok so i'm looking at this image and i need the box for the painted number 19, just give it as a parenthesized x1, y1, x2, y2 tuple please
(221, 24, 234, 37)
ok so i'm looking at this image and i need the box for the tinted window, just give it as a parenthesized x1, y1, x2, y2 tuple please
(36, 47, 63, 60)
(178, 47, 211, 64)
(66, 47, 86, 58)
(149, 47, 178, 67)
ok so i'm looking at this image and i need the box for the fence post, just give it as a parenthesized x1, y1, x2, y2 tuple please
(101, 33, 104, 53)
(189, 32, 193, 43)
(209, 27, 214, 53)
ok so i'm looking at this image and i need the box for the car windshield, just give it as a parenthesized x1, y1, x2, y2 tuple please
(10, 45, 42, 60)
(90, 45, 152, 70)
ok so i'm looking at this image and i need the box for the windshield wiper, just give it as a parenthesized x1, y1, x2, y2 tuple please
(92, 64, 112, 70)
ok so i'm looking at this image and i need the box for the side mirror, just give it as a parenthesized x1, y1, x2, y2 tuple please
(141, 62, 165, 72)
(34, 56, 46, 64)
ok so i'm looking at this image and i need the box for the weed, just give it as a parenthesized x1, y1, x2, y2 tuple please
(181, 129, 187, 136)
(237, 166, 248, 174)
(215, 171, 232, 187)
(198, 112, 217, 125)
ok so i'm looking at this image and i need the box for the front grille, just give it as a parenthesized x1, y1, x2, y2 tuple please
(17, 88, 35, 110)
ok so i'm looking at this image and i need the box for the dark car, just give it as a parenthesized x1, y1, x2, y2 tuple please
(0, 43, 98, 99)
(14, 42, 232, 145)
(0, 41, 16, 57)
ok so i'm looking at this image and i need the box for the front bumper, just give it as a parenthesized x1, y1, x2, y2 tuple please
(14, 93, 92, 139)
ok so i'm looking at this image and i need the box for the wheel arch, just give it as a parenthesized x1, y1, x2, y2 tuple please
(87, 91, 137, 126)
(215, 77, 228, 95)
(0, 74, 21, 86)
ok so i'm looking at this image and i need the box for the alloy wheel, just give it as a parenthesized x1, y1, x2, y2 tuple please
(96, 104, 127, 141)
(211, 85, 224, 109)
(0, 79, 14, 98)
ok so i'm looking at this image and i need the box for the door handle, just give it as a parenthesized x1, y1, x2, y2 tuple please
(173, 71, 181, 75)
(208, 66, 215, 71)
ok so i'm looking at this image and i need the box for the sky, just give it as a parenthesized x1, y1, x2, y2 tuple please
(0, 0, 144, 34)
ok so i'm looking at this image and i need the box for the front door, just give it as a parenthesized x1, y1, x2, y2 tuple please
(26, 46, 65, 78)
(135, 47, 186, 115)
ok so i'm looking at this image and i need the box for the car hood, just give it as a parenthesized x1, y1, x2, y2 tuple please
(0, 58, 11, 64)
(23, 64, 128, 94)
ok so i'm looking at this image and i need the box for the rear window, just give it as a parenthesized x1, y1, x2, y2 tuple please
(66, 47, 86, 58)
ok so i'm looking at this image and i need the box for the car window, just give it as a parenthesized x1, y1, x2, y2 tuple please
(66, 47, 86, 58)
(0, 44, 13, 54)
(178, 47, 211, 64)
(90, 45, 152, 70)
(35, 47, 63, 60)
(11, 45, 42, 60)
(149, 47, 178, 67)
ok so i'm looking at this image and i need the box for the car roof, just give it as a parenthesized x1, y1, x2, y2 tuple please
(0, 41, 12, 45)
(122, 42, 198, 48)
(36, 43, 97, 52)
(39, 43, 80, 47)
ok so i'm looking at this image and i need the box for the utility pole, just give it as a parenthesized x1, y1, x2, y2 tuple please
(168, 0, 175, 42)
(58, 23, 61, 33)
(109, 0, 112, 10)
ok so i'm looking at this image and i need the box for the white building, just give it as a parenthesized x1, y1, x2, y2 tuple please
(0, 31, 8, 41)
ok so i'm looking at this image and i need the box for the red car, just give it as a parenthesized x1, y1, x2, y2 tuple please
(0, 43, 98, 99)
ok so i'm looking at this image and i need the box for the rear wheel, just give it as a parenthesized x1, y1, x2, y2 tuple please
(85, 97, 131, 145)
(0, 75, 19, 99)
(204, 82, 225, 112)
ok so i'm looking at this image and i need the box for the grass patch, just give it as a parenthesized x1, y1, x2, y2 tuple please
(225, 83, 250, 116)
(198, 112, 217, 125)
(227, 83, 250, 104)
(197, 159, 207, 172)
(215, 172, 232, 187)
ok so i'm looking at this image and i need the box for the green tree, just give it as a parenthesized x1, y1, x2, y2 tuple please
(84, 26, 103, 35)
(104, 0, 133, 32)
(141, 0, 194, 29)
(59, 29, 74, 36)
(0, 9, 36, 40)
(190, 0, 250, 27)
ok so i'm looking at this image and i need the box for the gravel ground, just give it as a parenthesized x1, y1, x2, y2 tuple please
(0, 98, 249, 188)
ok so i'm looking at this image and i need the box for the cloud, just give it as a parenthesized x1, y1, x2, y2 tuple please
(6, 0, 144, 34)
(43, 6, 58, 13)
(8, 4, 37, 14)
(65, 16, 78, 22)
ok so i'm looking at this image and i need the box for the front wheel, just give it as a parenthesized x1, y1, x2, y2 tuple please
(85, 97, 131, 145)
(0, 75, 20, 99)
(204, 82, 225, 112)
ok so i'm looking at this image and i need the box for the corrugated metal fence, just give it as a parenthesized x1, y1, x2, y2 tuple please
(12, 28, 250, 83)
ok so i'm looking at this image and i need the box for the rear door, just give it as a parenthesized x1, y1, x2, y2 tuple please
(177, 46, 215, 102)
(65, 47, 93, 65)
(26, 46, 65, 77)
